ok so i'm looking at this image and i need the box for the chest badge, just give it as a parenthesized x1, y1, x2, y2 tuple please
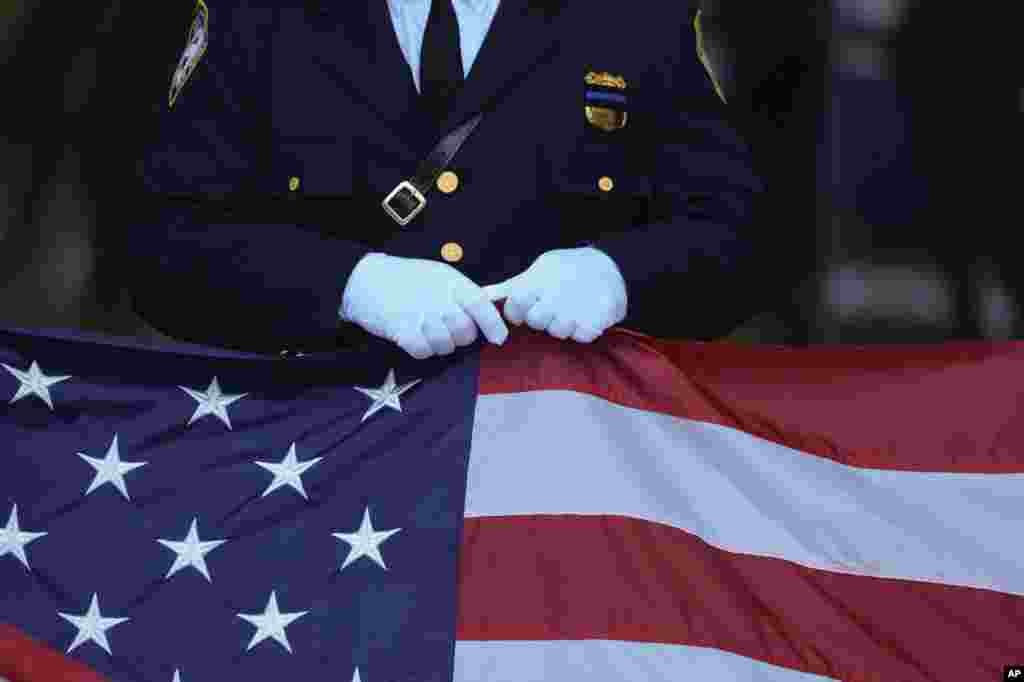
(584, 71, 628, 132)
(169, 0, 210, 109)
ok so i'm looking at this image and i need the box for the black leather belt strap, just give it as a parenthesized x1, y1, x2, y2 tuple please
(381, 112, 483, 226)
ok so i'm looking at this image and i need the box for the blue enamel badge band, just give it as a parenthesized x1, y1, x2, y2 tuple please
(584, 89, 628, 108)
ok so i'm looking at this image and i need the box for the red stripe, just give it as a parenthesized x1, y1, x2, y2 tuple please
(456, 515, 1022, 681)
(479, 327, 1024, 473)
(0, 624, 109, 682)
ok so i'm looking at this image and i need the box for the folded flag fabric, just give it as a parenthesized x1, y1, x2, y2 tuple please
(1, 324, 1022, 682)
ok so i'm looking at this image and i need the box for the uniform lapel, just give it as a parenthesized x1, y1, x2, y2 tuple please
(301, 2, 423, 154)
(438, 0, 572, 136)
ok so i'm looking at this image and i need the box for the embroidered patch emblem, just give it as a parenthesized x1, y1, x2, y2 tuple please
(584, 71, 628, 132)
(694, 9, 727, 104)
(169, 0, 209, 109)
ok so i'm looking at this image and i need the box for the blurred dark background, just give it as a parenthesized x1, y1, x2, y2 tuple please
(1, 1, 1020, 346)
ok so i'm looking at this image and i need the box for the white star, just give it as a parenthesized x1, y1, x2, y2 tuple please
(353, 369, 421, 423)
(77, 434, 147, 501)
(179, 376, 248, 430)
(157, 517, 228, 582)
(237, 590, 308, 654)
(57, 593, 130, 655)
(172, 670, 182, 682)
(0, 504, 47, 569)
(351, 668, 363, 682)
(332, 506, 402, 571)
(2, 360, 71, 410)
(254, 442, 322, 500)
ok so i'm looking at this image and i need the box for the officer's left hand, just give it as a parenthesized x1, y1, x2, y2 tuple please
(482, 246, 627, 343)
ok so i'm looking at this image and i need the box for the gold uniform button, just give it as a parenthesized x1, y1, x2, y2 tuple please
(288, 176, 300, 192)
(437, 170, 460, 194)
(598, 176, 614, 192)
(440, 242, 464, 263)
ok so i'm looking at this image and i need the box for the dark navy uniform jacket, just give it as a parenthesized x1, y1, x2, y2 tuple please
(132, 0, 768, 355)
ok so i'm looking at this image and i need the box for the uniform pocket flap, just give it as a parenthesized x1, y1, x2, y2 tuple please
(275, 139, 355, 196)
(557, 142, 652, 197)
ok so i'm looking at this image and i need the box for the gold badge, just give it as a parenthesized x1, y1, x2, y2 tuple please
(584, 71, 628, 132)
(169, 0, 210, 109)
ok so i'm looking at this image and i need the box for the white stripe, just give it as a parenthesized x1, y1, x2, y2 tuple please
(455, 639, 837, 681)
(468, 391, 1024, 595)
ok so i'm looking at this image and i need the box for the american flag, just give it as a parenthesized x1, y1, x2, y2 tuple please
(1, 324, 1022, 681)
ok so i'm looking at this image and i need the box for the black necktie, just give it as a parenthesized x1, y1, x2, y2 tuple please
(420, 0, 464, 127)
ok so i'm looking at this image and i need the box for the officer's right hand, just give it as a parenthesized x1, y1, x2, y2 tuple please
(340, 253, 509, 359)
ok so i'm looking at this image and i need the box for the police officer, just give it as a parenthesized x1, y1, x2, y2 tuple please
(129, 0, 769, 360)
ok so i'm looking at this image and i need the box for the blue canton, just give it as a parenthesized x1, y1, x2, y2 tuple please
(0, 326, 478, 682)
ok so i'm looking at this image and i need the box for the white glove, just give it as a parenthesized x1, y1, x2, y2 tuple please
(483, 246, 628, 343)
(340, 253, 509, 359)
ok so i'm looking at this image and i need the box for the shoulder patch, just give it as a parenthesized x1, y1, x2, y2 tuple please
(694, 9, 727, 104)
(169, 0, 210, 109)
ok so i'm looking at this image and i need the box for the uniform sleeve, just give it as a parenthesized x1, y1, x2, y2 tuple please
(128, 2, 372, 353)
(590, 12, 772, 341)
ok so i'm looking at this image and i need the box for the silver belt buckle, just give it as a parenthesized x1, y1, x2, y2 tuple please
(382, 180, 427, 226)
